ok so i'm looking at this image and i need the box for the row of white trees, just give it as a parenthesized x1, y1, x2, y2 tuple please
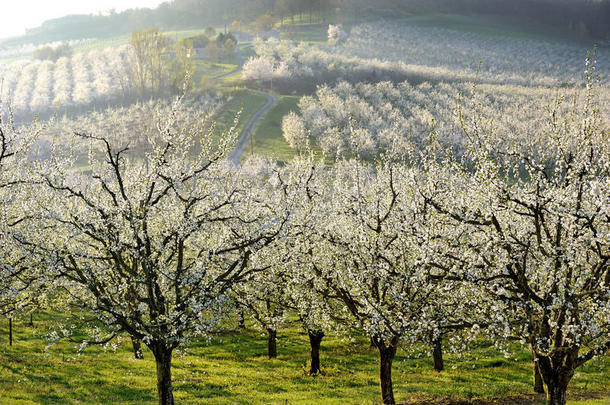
(26, 92, 226, 166)
(1, 73, 608, 405)
(244, 34, 610, 90)
(0, 39, 92, 59)
(250, 67, 610, 405)
(341, 22, 610, 87)
(281, 79, 610, 159)
(0, 45, 131, 114)
(0, 100, 46, 323)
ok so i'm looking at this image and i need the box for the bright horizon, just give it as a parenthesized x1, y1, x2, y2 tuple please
(1, 0, 166, 41)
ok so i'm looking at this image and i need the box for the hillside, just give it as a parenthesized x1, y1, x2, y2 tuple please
(1, 0, 609, 49)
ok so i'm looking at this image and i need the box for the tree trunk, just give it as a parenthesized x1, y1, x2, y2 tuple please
(539, 365, 572, 405)
(151, 344, 174, 405)
(373, 335, 399, 405)
(267, 328, 277, 359)
(132, 337, 144, 359)
(432, 336, 444, 372)
(308, 329, 324, 375)
(238, 309, 246, 329)
(9, 318, 13, 346)
(545, 381, 568, 405)
(532, 349, 544, 394)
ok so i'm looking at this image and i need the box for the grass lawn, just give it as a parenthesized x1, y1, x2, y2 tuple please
(239, 45, 257, 61)
(0, 313, 608, 404)
(213, 89, 269, 136)
(214, 69, 246, 87)
(249, 95, 334, 165)
(193, 58, 239, 85)
(71, 34, 130, 54)
(250, 95, 300, 163)
(279, 24, 329, 43)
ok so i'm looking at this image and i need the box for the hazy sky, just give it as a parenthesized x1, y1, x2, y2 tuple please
(1, 0, 166, 40)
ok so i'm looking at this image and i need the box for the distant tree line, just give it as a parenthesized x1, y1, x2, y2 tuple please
(2, 0, 609, 48)
(32, 43, 73, 62)
(129, 28, 197, 96)
(414, 0, 610, 39)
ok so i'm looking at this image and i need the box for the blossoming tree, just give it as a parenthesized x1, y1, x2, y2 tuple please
(304, 159, 446, 404)
(30, 100, 290, 405)
(421, 66, 609, 405)
(0, 102, 44, 336)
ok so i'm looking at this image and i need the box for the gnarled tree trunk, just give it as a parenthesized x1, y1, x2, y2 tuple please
(372, 335, 400, 405)
(545, 380, 569, 405)
(151, 342, 174, 405)
(538, 354, 574, 405)
(267, 328, 277, 359)
(432, 336, 444, 372)
(308, 329, 324, 375)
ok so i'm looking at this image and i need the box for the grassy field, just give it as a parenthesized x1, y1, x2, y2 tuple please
(0, 313, 608, 404)
(0, 14, 609, 405)
(249, 95, 335, 165)
(213, 89, 269, 136)
(279, 24, 329, 43)
(250, 95, 299, 163)
(193, 58, 239, 85)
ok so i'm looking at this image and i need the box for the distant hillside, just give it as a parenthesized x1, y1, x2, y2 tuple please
(1, 0, 609, 48)
(20, 13, 131, 44)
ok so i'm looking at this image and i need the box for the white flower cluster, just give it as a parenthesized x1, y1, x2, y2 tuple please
(328, 24, 347, 45)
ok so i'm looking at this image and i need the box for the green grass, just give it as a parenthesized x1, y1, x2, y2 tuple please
(240, 45, 256, 60)
(279, 24, 329, 43)
(71, 34, 130, 54)
(0, 313, 608, 404)
(250, 95, 300, 163)
(193, 58, 239, 85)
(568, 401, 610, 405)
(213, 89, 269, 136)
(250, 95, 333, 165)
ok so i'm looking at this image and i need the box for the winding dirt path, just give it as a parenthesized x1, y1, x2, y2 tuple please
(208, 43, 279, 166)
(228, 90, 278, 166)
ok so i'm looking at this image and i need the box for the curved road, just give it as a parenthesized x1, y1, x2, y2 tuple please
(209, 43, 279, 167)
